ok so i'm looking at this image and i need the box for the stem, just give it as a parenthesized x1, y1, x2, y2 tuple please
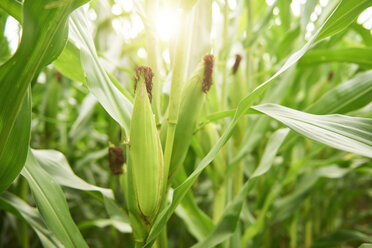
(145, 0, 161, 124)
(220, 0, 229, 112)
(213, 183, 226, 223)
(246, 0, 253, 91)
(163, 11, 188, 179)
(232, 162, 243, 196)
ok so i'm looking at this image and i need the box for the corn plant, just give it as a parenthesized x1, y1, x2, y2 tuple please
(0, 0, 372, 247)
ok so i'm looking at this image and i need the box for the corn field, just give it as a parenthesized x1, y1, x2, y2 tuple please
(0, 0, 372, 247)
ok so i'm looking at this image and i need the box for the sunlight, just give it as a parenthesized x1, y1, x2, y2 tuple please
(4, 16, 20, 54)
(155, 7, 180, 42)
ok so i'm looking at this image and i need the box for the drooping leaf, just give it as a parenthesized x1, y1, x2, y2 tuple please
(252, 103, 372, 158)
(69, 9, 133, 134)
(306, 70, 372, 115)
(21, 150, 89, 248)
(0, 192, 62, 248)
(32, 149, 132, 233)
(299, 48, 372, 68)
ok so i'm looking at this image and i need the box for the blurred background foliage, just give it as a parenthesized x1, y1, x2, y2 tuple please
(0, 0, 371, 247)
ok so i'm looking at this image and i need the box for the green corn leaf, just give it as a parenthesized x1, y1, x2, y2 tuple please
(54, 41, 86, 83)
(191, 128, 289, 248)
(272, 161, 367, 223)
(252, 103, 372, 158)
(307, 70, 372, 115)
(0, 0, 22, 22)
(0, 89, 31, 193)
(0, 0, 88, 192)
(241, 162, 365, 246)
(301, 0, 317, 35)
(0, 192, 62, 247)
(173, 168, 214, 242)
(33, 149, 113, 198)
(299, 48, 372, 68)
(68, 94, 97, 143)
(145, 1, 372, 244)
(69, 9, 133, 134)
(21, 150, 89, 248)
(32, 149, 132, 233)
(359, 244, 372, 248)
(315, 0, 372, 42)
(312, 230, 372, 248)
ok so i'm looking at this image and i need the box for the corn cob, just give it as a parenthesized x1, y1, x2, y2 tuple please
(167, 54, 214, 180)
(129, 66, 166, 218)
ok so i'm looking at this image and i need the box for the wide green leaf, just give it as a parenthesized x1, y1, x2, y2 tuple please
(0, 0, 88, 194)
(0, 0, 22, 22)
(21, 150, 88, 248)
(315, 0, 372, 41)
(32, 149, 132, 233)
(299, 48, 372, 68)
(69, 9, 133, 134)
(0, 89, 31, 193)
(252, 103, 372, 158)
(54, 40, 86, 83)
(0, 0, 87, 155)
(306, 70, 372, 115)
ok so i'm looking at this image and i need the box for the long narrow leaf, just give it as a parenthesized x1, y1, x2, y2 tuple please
(192, 128, 289, 248)
(69, 9, 133, 134)
(32, 149, 132, 233)
(21, 150, 88, 248)
(252, 103, 372, 158)
(0, 192, 62, 247)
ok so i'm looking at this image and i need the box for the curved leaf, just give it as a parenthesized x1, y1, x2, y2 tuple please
(21, 150, 88, 248)
(299, 48, 372, 68)
(0, 192, 62, 248)
(69, 9, 133, 134)
(32, 149, 132, 233)
(315, 0, 372, 42)
(307, 70, 372, 115)
(0, 0, 88, 193)
(252, 103, 372, 158)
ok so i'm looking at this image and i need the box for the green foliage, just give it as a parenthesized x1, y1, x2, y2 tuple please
(0, 0, 371, 247)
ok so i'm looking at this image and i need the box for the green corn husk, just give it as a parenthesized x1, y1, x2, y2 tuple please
(129, 66, 166, 219)
(167, 54, 214, 180)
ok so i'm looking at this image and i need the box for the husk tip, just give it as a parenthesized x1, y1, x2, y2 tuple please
(134, 66, 154, 102)
(202, 54, 214, 93)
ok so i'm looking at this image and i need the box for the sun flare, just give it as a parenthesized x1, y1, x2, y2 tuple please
(154, 7, 180, 42)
